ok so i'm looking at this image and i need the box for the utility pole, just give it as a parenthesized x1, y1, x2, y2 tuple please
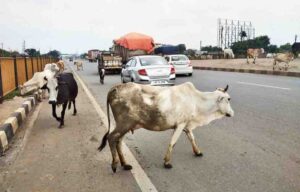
(22, 40, 26, 54)
(0, 42, 3, 57)
(200, 41, 202, 52)
(295, 34, 298, 43)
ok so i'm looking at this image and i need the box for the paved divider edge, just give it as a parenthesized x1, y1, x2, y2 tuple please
(0, 93, 38, 155)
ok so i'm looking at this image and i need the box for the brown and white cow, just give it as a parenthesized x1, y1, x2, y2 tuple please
(74, 60, 83, 71)
(56, 60, 65, 72)
(273, 52, 294, 71)
(247, 48, 264, 64)
(99, 82, 234, 172)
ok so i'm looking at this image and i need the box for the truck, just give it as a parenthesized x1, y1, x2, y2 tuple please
(113, 32, 155, 63)
(101, 51, 123, 73)
(88, 49, 100, 62)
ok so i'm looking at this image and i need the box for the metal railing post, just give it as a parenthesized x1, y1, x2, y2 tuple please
(13, 56, 18, 89)
(0, 59, 3, 104)
(31, 57, 34, 74)
(24, 56, 28, 81)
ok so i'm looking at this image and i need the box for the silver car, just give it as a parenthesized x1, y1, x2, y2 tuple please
(121, 55, 176, 86)
(164, 54, 193, 76)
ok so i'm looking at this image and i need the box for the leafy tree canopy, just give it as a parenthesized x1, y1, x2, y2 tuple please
(47, 50, 61, 58)
(25, 48, 40, 57)
(201, 46, 222, 52)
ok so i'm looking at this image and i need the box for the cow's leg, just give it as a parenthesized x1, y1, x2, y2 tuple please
(164, 124, 185, 169)
(42, 89, 47, 99)
(185, 129, 202, 156)
(273, 60, 276, 70)
(253, 56, 256, 64)
(72, 100, 77, 115)
(116, 136, 132, 170)
(107, 129, 121, 173)
(52, 104, 60, 122)
(247, 56, 249, 64)
(108, 125, 132, 172)
(58, 102, 68, 128)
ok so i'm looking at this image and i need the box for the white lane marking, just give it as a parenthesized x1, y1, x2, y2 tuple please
(237, 81, 291, 90)
(69, 64, 158, 192)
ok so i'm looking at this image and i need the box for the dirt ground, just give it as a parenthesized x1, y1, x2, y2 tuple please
(191, 58, 300, 72)
(0, 96, 25, 125)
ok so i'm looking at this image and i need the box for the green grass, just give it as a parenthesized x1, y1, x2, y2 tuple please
(3, 89, 20, 100)
(3, 89, 34, 101)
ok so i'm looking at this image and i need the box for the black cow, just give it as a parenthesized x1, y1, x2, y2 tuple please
(47, 73, 78, 128)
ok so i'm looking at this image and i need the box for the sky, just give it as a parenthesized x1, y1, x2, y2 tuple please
(0, 0, 299, 54)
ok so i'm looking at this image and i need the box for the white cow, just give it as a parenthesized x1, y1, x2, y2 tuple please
(224, 48, 235, 59)
(273, 52, 294, 71)
(266, 53, 275, 58)
(99, 82, 234, 172)
(19, 63, 59, 99)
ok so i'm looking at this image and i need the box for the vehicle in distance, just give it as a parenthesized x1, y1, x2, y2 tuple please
(164, 54, 193, 76)
(102, 51, 123, 74)
(88, 49, 100, 62)
(121, 55, 175, 86)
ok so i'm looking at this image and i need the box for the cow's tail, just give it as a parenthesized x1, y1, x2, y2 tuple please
(98, 95, 111, 151)
(68, 101, 72, 110)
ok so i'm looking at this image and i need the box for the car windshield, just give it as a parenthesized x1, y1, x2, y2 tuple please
(171, 55, 188, 61)
(140, 57, 168, 66)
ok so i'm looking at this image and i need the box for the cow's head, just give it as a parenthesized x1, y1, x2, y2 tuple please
(216, 85, 234, 117)
(45, 76, 59, 104)
(261, 48, 265, 54)
(44, 63, 60, 73)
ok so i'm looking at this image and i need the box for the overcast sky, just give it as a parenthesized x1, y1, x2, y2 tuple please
(0, 0, 299, 54)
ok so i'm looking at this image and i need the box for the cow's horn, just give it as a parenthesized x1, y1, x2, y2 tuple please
(224, 85, 229, 92)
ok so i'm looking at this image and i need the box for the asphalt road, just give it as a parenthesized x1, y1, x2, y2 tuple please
(71, 60, 300, 192)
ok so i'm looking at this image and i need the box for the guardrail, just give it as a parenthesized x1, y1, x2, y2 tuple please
(0, 56, 56, 103)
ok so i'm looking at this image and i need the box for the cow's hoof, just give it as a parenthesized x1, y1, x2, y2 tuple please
(195, 152, 203, 157)
(111, 166, 117, 173)
(164, 163, 173, 169)
(58, 125, 64, 129)
(56, 117, 61, 122)
(123, 164, 132, 170)
(72, 113, 77, 116)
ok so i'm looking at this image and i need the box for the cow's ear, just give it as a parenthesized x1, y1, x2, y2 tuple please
(217, 96, 224, 103)
(44, 76, 48, 81)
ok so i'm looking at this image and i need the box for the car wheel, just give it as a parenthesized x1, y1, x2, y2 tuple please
(131, 77, 134, 82)
(188, 73, 192, 76)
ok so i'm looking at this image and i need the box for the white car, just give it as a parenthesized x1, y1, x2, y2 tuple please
(121, 55, 175, 86)
(164, 54, 193, 76)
